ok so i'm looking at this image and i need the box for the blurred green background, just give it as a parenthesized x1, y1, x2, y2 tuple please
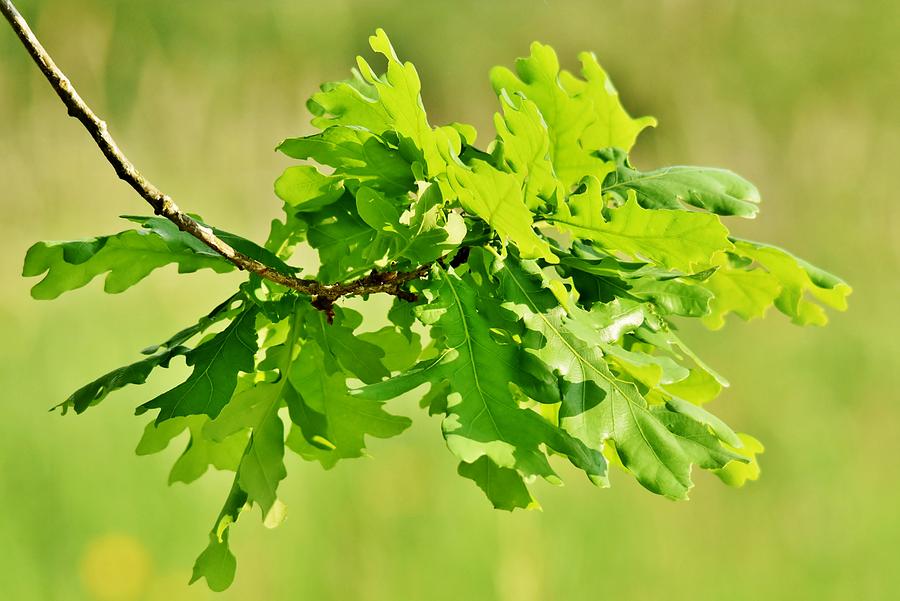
(1, 1, 898, 599)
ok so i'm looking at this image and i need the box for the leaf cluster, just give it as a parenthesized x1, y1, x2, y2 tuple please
(24, 30, 850, 590)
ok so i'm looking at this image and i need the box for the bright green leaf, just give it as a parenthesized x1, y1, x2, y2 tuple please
(278, 126, 415, 195)
(602, 148, 760, 218)
(551, 193, 733, 272)
(734, 239, 851, 326)
(448, 160, 556, 262)
(274, 165, 343, 211)
(137, 307, 259, 422)
(458, 456, 538, 511)
(715, 433, 765, 487)
(23, 224, 232, 300)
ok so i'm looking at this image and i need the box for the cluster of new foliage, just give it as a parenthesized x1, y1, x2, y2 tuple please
(24, 30, 850, 590)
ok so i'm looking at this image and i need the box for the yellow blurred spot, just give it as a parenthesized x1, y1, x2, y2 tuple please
(80, 533, 152, 601)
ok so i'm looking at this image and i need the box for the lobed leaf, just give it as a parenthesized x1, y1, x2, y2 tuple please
(493, 93, 560, 211)
(458, 456, 539, 511)
(490, 42, 654, 188)
(54, 294, 242, 415)
(286, 335, 410, 469)
(551, 192, 733, 272)
(278, 126, 416, 196)
(733, 239, 851, 326)
(55, 346, 189, 415)
(190, 481, 247, 591)
(23, 221, 233, 299)
(135, 416, 247, 485)
(358, 266, 608, 500)
(601, 148, 761, 218)
(496, 257, 739, 499)
(447, 160, 556, 262)
(136, 306, 260, 422)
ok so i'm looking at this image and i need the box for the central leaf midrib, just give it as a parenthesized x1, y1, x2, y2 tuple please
(442, 271, 507, 443)
(503, 265, 678, 481)
(167, 308, 253, 418)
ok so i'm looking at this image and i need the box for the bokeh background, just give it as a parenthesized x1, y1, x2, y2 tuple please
(1, 1, 898, 599)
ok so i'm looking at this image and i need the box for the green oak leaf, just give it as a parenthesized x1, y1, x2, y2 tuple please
(447, 160, 556, 262)
(654, 408, 746, 469)
(601, 148, 761, 218)
(309, 29, 447, 177)
(491, 42, 654, 189)
(277, 126, 415, 196)
(700, 255, 782, 329)
(551, 192, 733, 272)
(496, 256, 739, 499)
(23, 222, 233, 299)
(493, 92, 561, 211)
(54, 346, 188, 416)
(715, 433, 764, 487)
(135, 415, 247, 485)
(55, 295, 242, 415)
(189, 306, 310, 589)
(733, 239, 851, 326)
(490, 42, 610, 189)
(286, 340, 410, 468)
(357, 29, 448, 176)
(307, 66, 389, 137)
(273, 165, 344, 212)
(237, 398, 287, 518)
(564, 52, 657, 152)
(136, 306, 259, 422)
(190, 481, 247, 592)
(210, 309, 305, 519)
(458, 456, 538, 511)
(356, 266, 608, 500)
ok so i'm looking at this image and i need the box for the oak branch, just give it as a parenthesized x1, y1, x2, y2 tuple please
(0, 0, 434, 307)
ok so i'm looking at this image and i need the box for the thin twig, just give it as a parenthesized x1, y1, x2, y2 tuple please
(0, 0, 433, 305)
